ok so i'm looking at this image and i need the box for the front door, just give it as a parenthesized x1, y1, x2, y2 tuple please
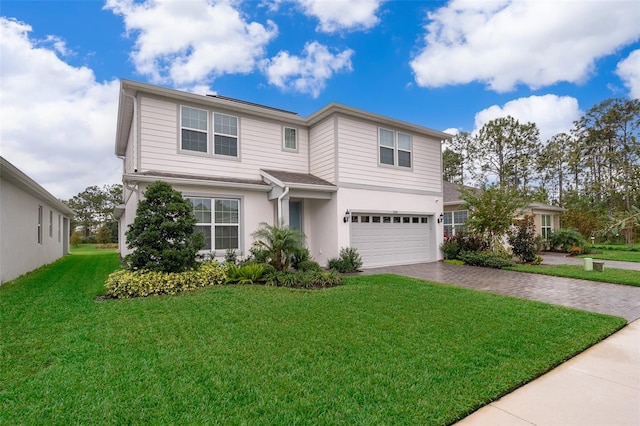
(289, 200, 302, 231)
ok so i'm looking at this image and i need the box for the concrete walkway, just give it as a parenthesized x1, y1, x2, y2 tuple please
(361, 261, 640, 425)
(455, 319, 640, 426)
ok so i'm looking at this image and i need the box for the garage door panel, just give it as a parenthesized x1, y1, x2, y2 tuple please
(351, 214, 435, 268)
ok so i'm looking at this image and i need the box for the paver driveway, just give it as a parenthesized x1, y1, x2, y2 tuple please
(362, 262, 640, 322)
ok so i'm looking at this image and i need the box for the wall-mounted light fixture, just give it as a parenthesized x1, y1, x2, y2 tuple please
(437, 213, 444, 223)
(343, 210, 350, 223)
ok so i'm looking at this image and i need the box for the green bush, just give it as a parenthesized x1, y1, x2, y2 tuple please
(125, 181, 204, 273)
(105, 261, 226, 298)
(459, 251, 514, 269)
(264, 269, 342, 289)
(95, 226, 112, 244)
(291, 247, 311, 270)
(327, 247, 363, 273)
(225, 263, 265, 285)
(296, 260, 321, 272)
(441, 238, 460, 260)
(508, 215, 540, 263)
(548, 228, 587, 253)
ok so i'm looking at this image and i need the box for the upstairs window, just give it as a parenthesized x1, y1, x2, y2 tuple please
(181, 106, 208, 153)
(397, 133, 412, 167)
(379, 128, 412, 168)
(283, 127, 297, 150)
(214, 113, 238, 157)
(379, 128, 395, 165)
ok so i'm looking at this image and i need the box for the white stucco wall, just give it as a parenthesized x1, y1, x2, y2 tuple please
(0, 178, 70, 284)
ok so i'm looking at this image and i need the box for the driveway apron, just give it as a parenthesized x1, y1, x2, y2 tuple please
(362, 262, 640, 322)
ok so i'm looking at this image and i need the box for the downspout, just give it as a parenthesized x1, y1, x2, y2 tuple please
(277, 186, 290, 226)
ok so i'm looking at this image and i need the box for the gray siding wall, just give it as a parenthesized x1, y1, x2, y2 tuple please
(137, 96, 308, 179)
(336, 116, 441, 193)
(309, 116, 336, 183)
(0, 179, 69, 284)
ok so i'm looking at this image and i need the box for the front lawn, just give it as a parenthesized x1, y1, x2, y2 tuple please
(1, 252, 625, 425)
(579, 249, 640, 263)
(507, 264, 640, 287)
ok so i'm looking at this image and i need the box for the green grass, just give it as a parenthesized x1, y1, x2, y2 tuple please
(70, 243, 117, 255)
(579, 249, 640, 263)
(1, 252, 625, 425)
(507, 264, 640, 286)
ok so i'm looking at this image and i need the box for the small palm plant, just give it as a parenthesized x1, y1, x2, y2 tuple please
(251, 222, 306, 271)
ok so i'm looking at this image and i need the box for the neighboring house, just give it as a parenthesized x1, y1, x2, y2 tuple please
(114, 80, 451, 268)
(442, 181, 564, 239)
(0, 156, 73, 284)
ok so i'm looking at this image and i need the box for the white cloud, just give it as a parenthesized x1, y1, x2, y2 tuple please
(0, 17, 121, 199)
(263, 41, 353, 98)
(104, 0, 277, 86)
(292, 0, 384, 33)
(473, 95, 582, 143)
(411, 0, 640, 92)
(616, 49, 640, 99)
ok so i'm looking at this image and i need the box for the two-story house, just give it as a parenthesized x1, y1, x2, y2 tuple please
(114, 80, 451, 268)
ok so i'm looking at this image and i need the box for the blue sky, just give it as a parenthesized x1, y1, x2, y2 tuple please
(1, 0, 639, 199)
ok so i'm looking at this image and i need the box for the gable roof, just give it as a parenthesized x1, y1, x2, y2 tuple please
(443, 181, 480, 205)
(0, 156, 74, 216)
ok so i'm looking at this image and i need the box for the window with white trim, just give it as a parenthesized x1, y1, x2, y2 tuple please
(181, 106, 208, 153)
(49, 210, 53, 238)
(214, 113, 238, 157)
(283, 127, 297, 150)
(541, 214, 552, 239)
(58, 215, 61, 243)
(187, 197, 240, 251)
(378, 128, 412, 168)
(443, 210, 468, 237)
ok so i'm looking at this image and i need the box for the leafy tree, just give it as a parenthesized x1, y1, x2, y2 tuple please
(95, 225, 112, 244)
(251, 222, 305, 271)
(67, 184, 122, 239)
(461, 183, 528, 252)
(470, 116, 540, 191)
(442, 148, 464, 184)
(125, 181, 204, 273)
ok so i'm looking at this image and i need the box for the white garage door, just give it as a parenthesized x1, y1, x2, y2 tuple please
(350, 213, 435, 268)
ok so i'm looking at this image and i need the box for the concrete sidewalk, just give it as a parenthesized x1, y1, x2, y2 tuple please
(455, 319, 640, 426)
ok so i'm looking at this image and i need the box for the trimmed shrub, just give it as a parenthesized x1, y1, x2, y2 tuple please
(125, 181, 204, 273)
(548, 228, 587, 253)
(327, 247, 363, 273)
(296, 260, 321, 272)
(459, 251, 514, 269)
(105, 261, 226, 298)
(264, 269, 342, 289)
